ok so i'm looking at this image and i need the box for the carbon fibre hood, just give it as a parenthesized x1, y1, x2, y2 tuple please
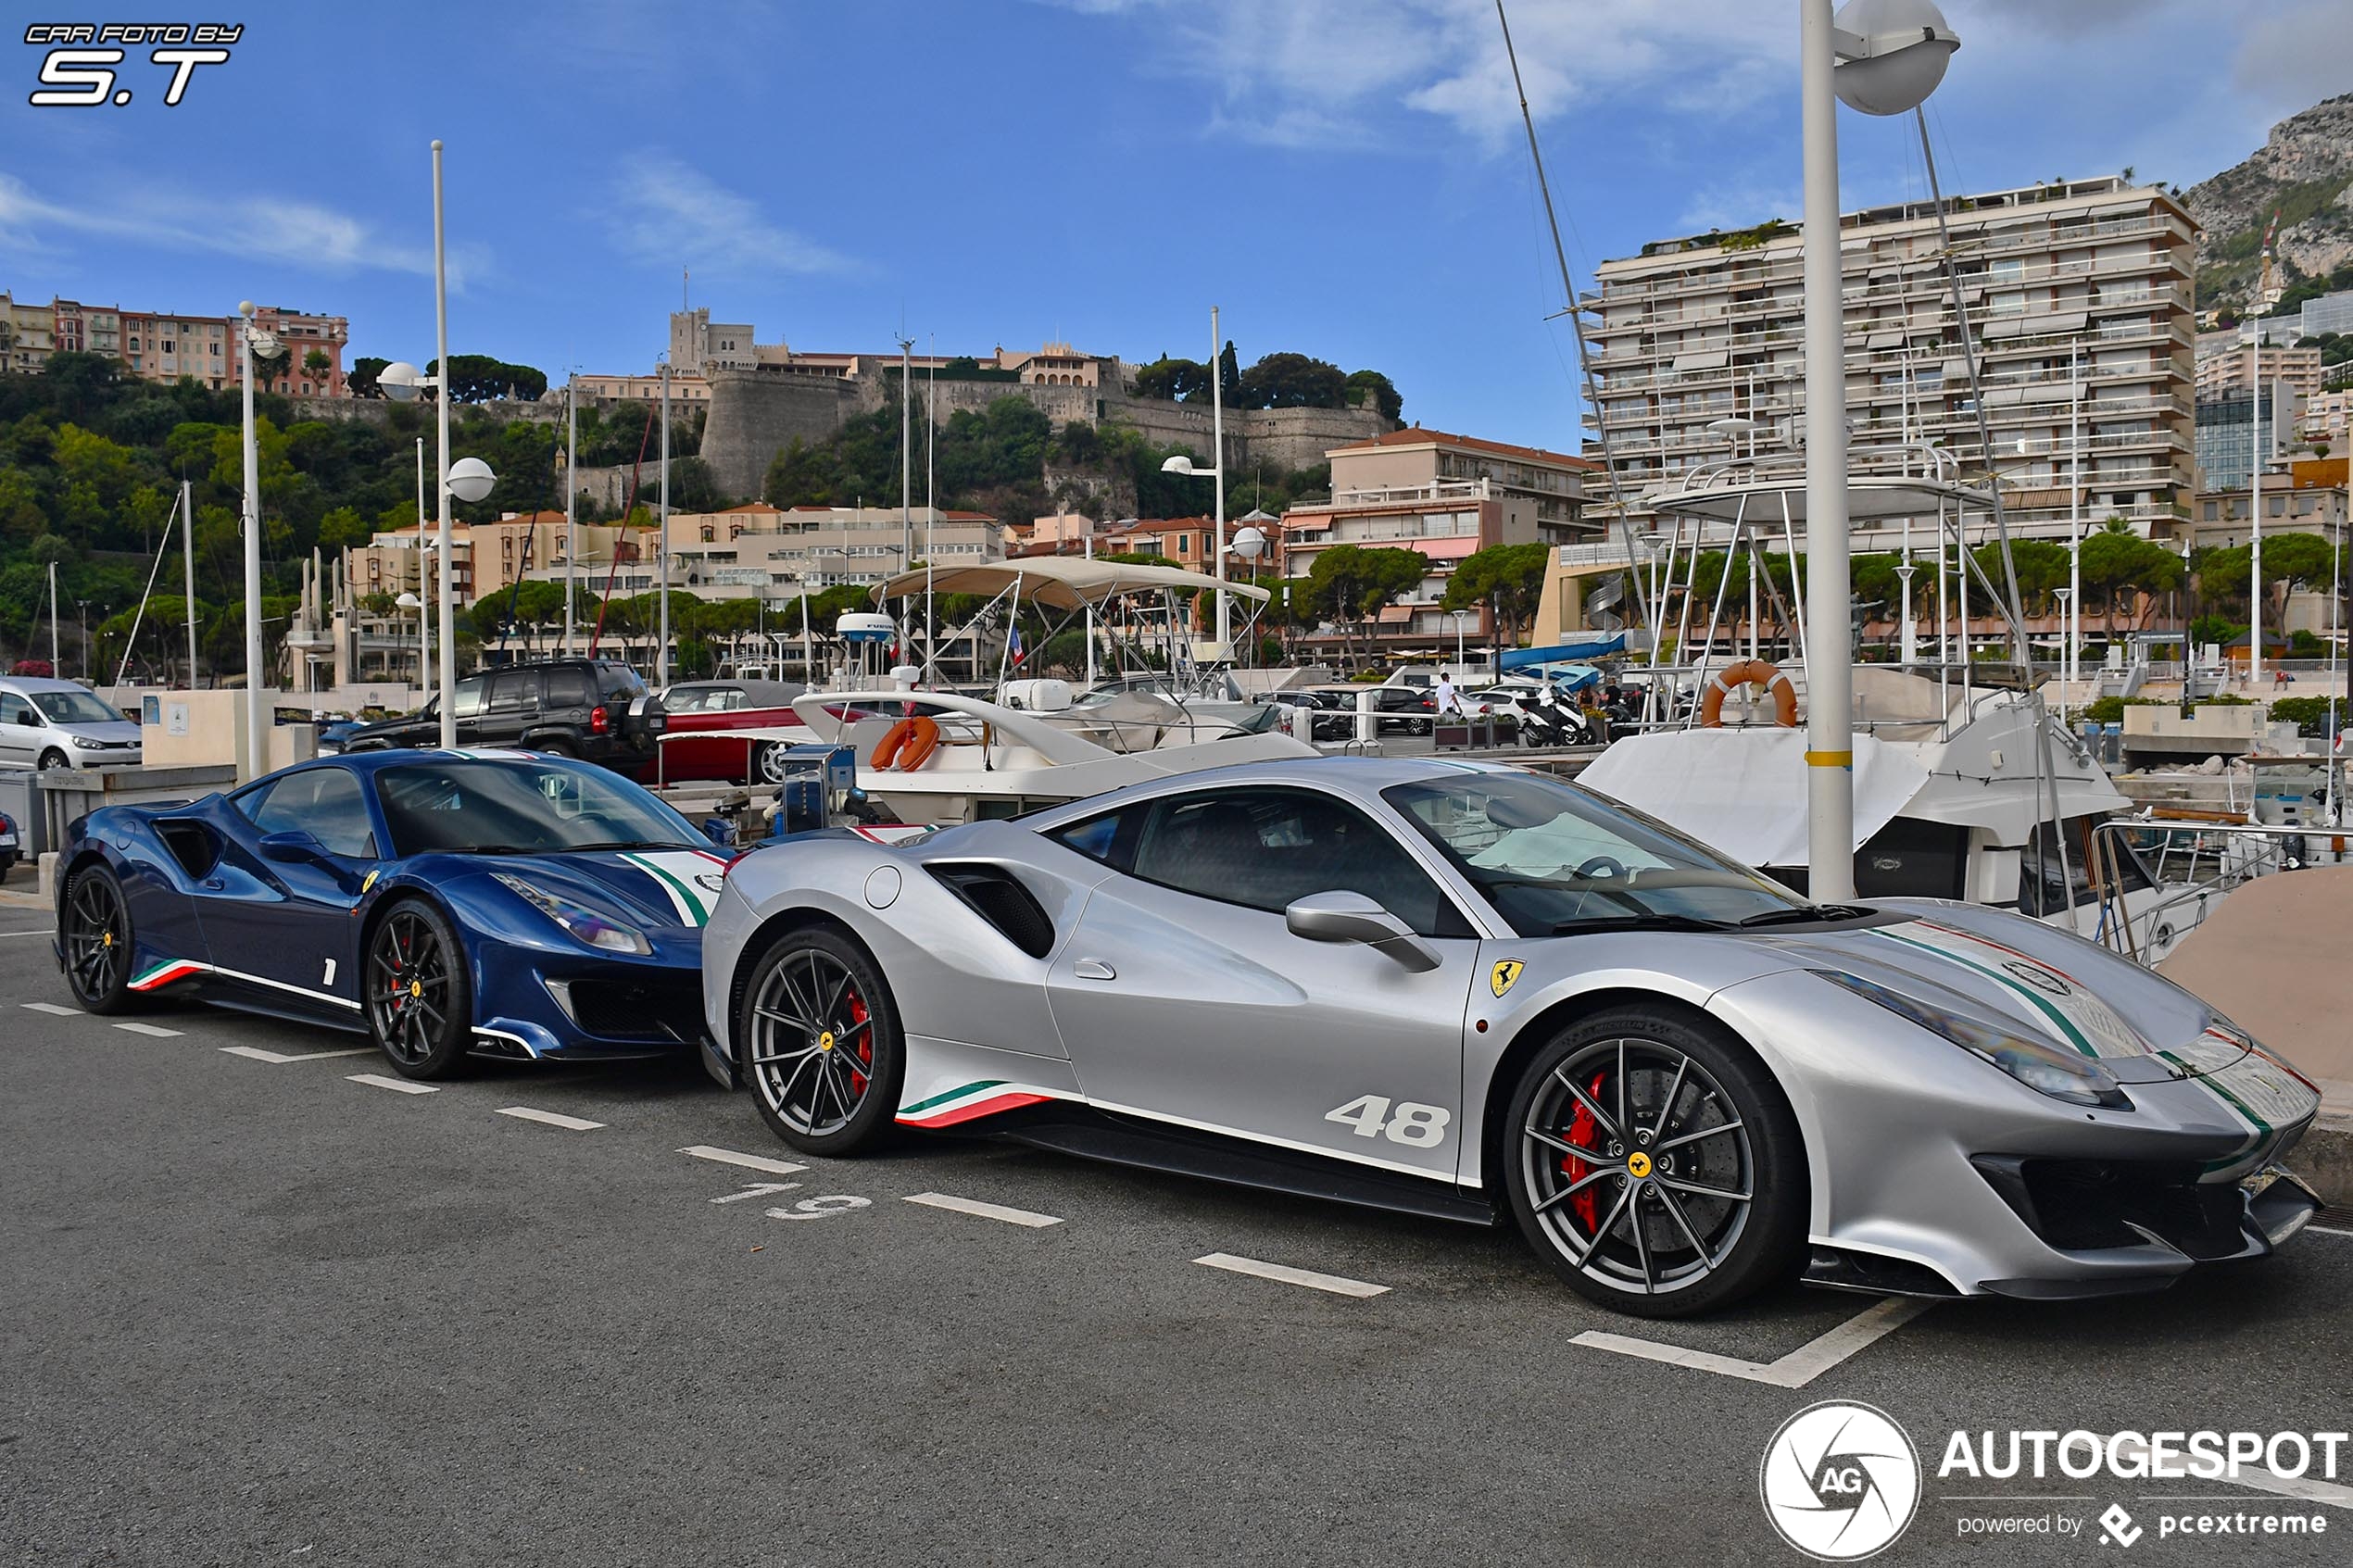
(1747, 899, 2250, 1085)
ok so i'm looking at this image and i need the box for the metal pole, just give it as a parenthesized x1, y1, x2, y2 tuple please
(899, 336, 913, 596)
(1211, 307, 1231, 654)
(1800, 0, 1854, 900)
(414, 437, 428, 692)
(658, 358, 671, 686)
(925, 345, 936, 683)
(181, 478, 196, 686)
(565, 372, 577, 656)
(239, 301, 266, 781)
(2069, 341, 2082, 712)
(2250, 334, 2265, 687)
(432, 141, 457, 749)
(48, 560, 59, 673)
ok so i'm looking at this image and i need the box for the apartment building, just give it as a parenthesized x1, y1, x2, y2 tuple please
(2194, 335, 2322, 403)
(2193, 382, 2300, 492)
(0, 290, 348, 394)
(585, 503, 1005, 601)
(1583, 176, 2197, 543)
(347, 513, 625, 609)
(1, 292, 57, 372)
(1323, 427, 1594, 539)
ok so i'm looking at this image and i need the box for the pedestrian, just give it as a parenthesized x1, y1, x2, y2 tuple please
(1434, 671, 1461, 716)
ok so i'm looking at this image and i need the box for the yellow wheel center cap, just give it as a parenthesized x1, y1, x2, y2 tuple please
(818, 1031, 836, 1052)
(409, 979, 422, 999)
(102, 932, 113, 947)
(1627, 1151, 1654, 1179)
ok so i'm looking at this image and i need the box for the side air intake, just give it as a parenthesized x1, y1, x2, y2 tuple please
(926, 864, 1056, 959)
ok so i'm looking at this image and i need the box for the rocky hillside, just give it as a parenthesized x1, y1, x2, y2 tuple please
(2187, 93, 2353, 312)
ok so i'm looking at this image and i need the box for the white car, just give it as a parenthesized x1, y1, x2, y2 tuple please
(0, 678, 143, 771)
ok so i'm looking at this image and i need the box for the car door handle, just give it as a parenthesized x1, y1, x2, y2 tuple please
(203, 877, 224, 891)
(1073, 959, 1115, 982)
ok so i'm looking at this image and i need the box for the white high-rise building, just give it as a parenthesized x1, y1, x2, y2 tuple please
(1582, 176, 2196, 544)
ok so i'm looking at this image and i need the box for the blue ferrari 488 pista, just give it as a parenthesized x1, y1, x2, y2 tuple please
(53, 749, 731, 1078)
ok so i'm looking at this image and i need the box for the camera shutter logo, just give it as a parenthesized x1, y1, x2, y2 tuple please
(1758, 1401, 1921, 1561)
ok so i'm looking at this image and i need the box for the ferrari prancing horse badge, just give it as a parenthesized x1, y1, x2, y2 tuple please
(1490, 960, 1523, 997)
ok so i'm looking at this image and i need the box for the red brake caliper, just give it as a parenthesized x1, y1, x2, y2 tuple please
(1562, 1071, 1607, 1231)
(847, 989, 871, 1094)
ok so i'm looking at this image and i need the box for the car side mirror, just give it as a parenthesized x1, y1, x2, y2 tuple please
(1285, 890, 1441, 972)
(259, 830, 330, 865)
(16, 712, 40, 726)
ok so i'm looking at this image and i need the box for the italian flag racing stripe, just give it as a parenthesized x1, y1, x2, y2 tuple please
(130, 958, 208, 991)
(896, 1079, 1062, 1129)
(618, 850, 728, 927)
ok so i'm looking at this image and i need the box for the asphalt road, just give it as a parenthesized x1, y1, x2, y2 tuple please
(2, 891, 2348, 1567)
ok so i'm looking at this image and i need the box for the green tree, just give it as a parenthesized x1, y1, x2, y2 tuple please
(1441, 542, 1551, 648)
(1345, 369, 1403, 421)
(1304, 544, 1427, 669)
(318, 506, 371, 551)
(1239, 352, 1349, 410)
(349, 357, 388, 398)
(303, 348, 331, 382)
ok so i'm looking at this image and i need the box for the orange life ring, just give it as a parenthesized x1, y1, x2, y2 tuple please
(871, 715, 941, 771)
(1698, 659, 1798, 729)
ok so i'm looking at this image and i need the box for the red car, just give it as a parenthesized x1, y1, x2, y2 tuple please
(641, 679, 812, 786)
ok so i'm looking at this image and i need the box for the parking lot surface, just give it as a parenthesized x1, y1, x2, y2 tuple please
(3, 899, 2347, 1566)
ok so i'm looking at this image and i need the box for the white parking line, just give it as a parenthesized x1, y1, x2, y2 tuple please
(1193, 1252, 1390, 1298)
(0, 928, 55, 937)
(2310, 1223, 2352, 1240)
(678, 1145, 807, 1176)
(220, 1046, 374, 1063)
(111, 1022, 183, 1037)
(495, 1106, 604, 1132)
(1572, 1297, 1934, 1387)
(21, 1002, 81, 1017)
(904, 1192, 1063, 1228)
(346, 1073, 437, 1096)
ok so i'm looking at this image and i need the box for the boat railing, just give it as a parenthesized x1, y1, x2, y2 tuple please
(2085, 818, 2344, 966)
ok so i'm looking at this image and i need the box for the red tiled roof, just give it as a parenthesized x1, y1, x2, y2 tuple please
(1327, 426, 1600, 470)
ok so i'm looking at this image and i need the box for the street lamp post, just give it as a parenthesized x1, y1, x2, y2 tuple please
(1159, 305, 1230, 659)
(235, 301, 279, 781)
(376, 155, 497, 751)
(1799, 0, 1958, 901)
(1451, 607, 1469, 674)
(396, 590, 426, 684)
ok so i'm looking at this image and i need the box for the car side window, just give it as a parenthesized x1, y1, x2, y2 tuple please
(0, 693, 31, 726)
(237, 769, 378, 859)
(1047, 807, 1132, 867)
(544, 669, 592, 709)
(487, 671, 539, 716)
(1126, 787, 1471, 939)
(451, 676, 486, 719)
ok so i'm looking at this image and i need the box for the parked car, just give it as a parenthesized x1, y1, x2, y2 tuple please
(0, 807, 19, 878)
(1325, 684, 1438, 736)
(700, 757, 2323, 1318)
(54, 749, 729, 1076)
(645, 679, 812, 786)
(0, 676, 144, 771)
(341, 659, 664, 772)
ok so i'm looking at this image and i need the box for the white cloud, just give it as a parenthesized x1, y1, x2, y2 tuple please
(1063, 0, 1793, 147)
(0, 173, 477, 285)
(606, 153, 853, 280)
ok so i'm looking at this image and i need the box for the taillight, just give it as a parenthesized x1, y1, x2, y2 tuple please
(590, 705, 610, 734)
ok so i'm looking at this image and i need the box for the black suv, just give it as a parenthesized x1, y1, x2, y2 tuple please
(343, 659, 666, 771)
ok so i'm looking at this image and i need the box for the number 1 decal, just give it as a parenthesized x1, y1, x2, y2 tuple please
(1324, 1095, 1452, 1148)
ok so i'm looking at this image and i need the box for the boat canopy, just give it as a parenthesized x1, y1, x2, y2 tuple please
(874, 556, 1271, 612)
(1579, 729, 1930, 869)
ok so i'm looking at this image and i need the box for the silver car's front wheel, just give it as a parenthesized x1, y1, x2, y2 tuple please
(741, 928, 902, 1157)
(1504, 1007, 1806, 1317)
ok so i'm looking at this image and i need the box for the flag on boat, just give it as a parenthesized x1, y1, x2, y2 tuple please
(1009, 625, 1026, 666)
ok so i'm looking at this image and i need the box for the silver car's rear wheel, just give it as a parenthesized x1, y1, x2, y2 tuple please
(1504, 1007, 1805, 1317)
(742, 929, 902, 1156)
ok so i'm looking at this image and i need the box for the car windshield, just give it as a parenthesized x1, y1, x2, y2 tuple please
(1382, 771, 1810, 937)
(31, 689, 124, 724)
(372, 759, 705, 858)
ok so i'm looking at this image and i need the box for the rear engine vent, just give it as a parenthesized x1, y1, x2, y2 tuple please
(926, 864, 1056, 959)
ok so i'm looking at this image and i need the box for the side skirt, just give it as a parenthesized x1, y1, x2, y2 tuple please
(972, 1103, 1499, 1227)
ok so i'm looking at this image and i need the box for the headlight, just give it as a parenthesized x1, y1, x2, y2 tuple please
(1813, 969, 2132, 1110)
(493, 872, 651, 956)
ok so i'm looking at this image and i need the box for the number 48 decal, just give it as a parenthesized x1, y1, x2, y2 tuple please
(1325, 1094, 1451, 1148)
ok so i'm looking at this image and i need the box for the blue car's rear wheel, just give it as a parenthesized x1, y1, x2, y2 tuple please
(366, 900, 473, 1080)
(1504, 1005, 1806, 1318)
(61, 864, 134, 1014)
(741, 929, 902, 1156)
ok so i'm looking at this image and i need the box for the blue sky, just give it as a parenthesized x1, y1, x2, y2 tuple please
(3, 1, 2345, 456)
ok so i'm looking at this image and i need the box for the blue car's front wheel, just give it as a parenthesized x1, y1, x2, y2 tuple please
(366, 900, 474, 1081)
